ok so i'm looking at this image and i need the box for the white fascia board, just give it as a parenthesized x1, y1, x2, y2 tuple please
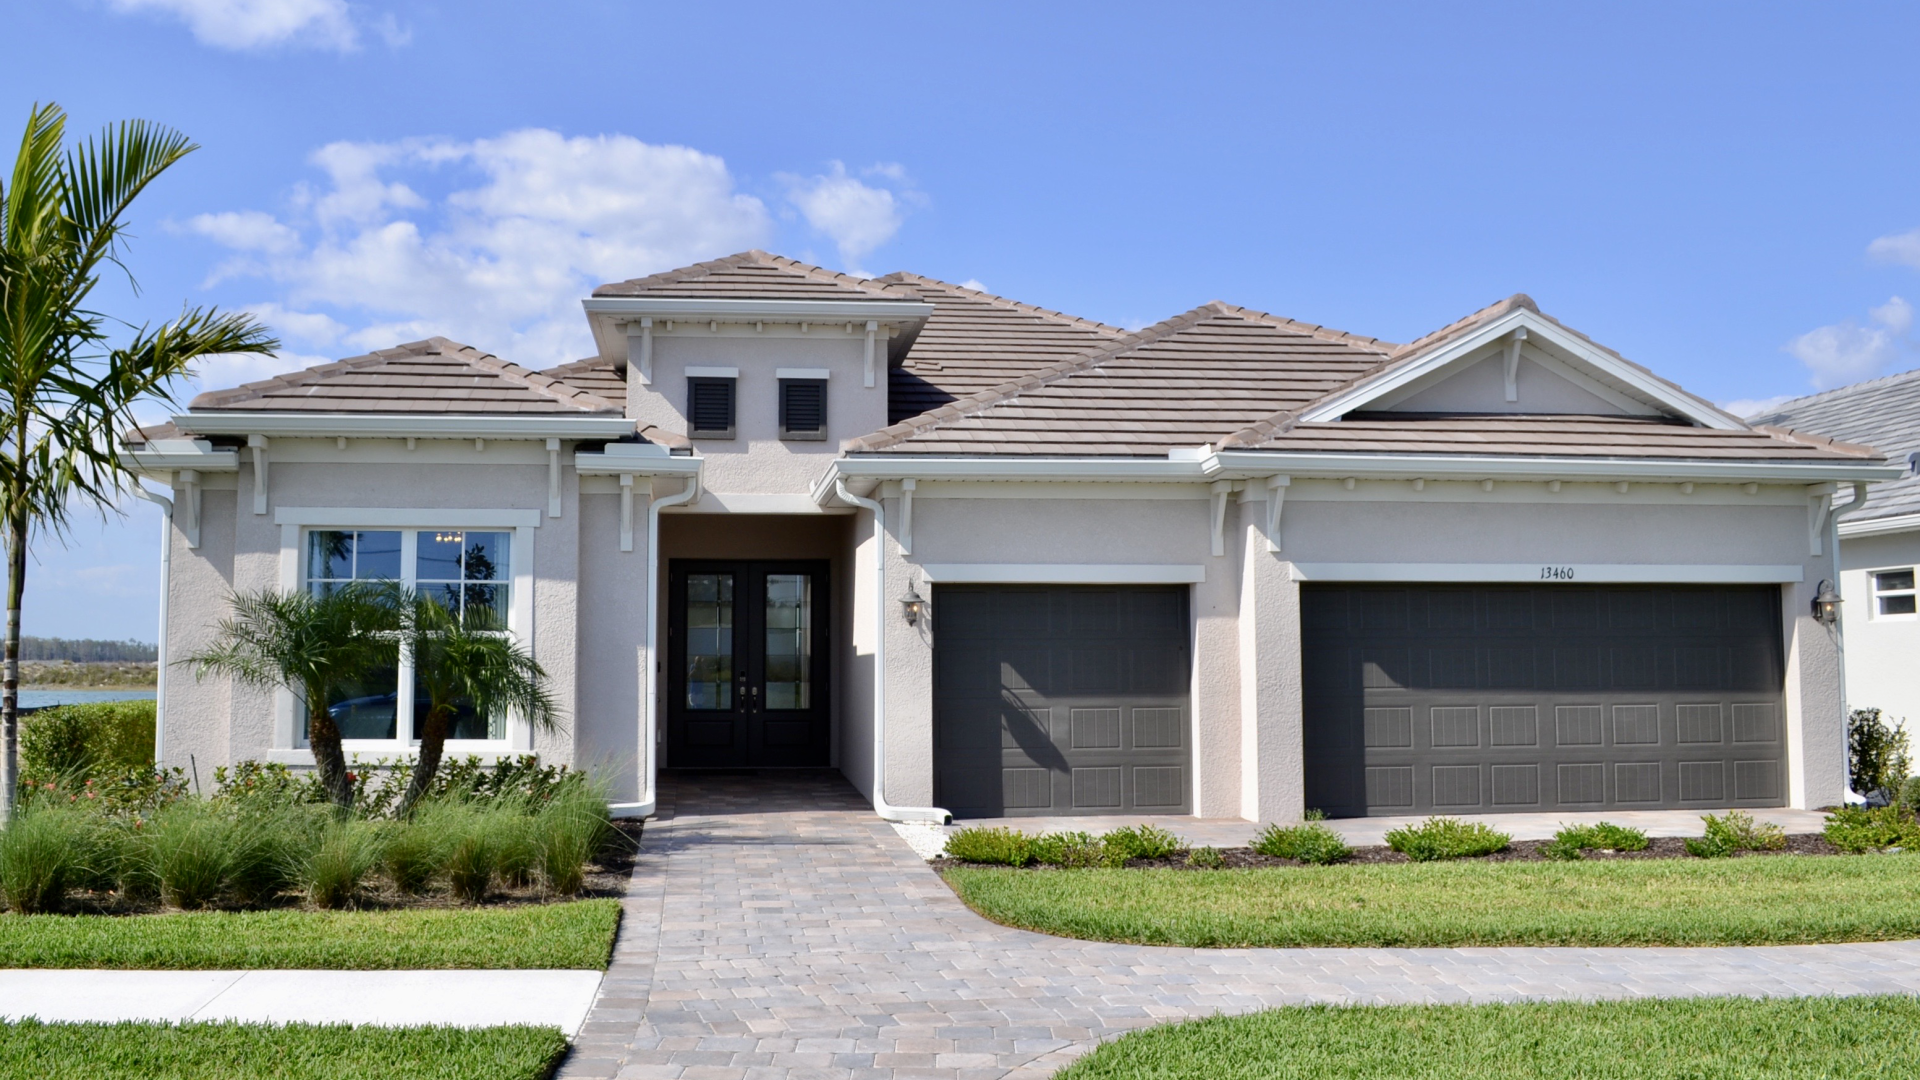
(119, 449, 239, 474)
(1289, 562, 1806, 584)
(573, 451, 702, 477)
(1205, 450, 1903, 484)
(581, 297, 934, 322)
(1839, 511, 1920, 538)
(921, 563, 1207, 584)
(175, 412, 637, 440)
(274, 506, 543, 528)
(1298, 309, 1744, 431)
(812, 456, 1211, 504)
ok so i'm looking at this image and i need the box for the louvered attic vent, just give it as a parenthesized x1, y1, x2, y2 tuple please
(687, 377, 735, 439)
(780, 379, 827, 441)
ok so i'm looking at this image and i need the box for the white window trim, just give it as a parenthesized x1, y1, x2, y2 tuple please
(1870, 566, 1918, 622)
(275, 514, 536, 753)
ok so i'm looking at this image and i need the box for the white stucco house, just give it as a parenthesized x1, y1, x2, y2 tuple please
(124, 251, 1897, 822)
(1755, 376, 1920, 739)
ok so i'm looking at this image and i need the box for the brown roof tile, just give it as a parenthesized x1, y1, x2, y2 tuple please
(190, 338, 624, 416)
(592, 250, 900, 301)
(1249, 415, 1878, 462)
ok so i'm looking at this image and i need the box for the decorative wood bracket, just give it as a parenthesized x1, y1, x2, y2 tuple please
(1264, 475, 1290, 552)
(1210, 480, 1233, 557)
(899, 478, 916, 555)
(178, 469, 202, 549)
(619, 474, 635, 552)
(1504, 327, 1529, 402)
(626, 317, 653, 386)
(1808, 483, 1836, 556)
(248, 434, 268, 515)
(864, 320, 879, 388)
(547, 437, 563, 518)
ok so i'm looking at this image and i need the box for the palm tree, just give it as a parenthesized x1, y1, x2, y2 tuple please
(183, 585, 402, 809)
(0, 103, 276, 821)
(400, 593, 559, 816)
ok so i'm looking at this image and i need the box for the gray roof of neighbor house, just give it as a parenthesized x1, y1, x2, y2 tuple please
(1750, 369, 1920, 519)
(189, 338, 623, 415)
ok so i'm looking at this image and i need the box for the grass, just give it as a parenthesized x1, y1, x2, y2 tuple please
(0, 1020, 565, 1080)
(1055, 997, 1920, 1080)
(942, 854, 1920, 947)
(0, 899, 620, 969)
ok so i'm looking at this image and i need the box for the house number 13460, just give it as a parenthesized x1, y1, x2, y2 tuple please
(1539, 566, 1576, 580)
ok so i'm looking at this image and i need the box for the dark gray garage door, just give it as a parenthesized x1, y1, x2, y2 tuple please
(1303, 584, 1786, 817)
(934, 584, 1191, 817)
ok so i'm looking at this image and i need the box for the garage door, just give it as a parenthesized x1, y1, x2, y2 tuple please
(934, 584, 1191, 817)
(1303, 584, 1786, 817)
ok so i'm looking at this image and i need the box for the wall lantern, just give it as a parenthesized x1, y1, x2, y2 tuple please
(1812, 579, 1842, 628)
(901, 582, 928, 627)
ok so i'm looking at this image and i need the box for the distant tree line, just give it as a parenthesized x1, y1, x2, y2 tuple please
(18, 637, 157, 663)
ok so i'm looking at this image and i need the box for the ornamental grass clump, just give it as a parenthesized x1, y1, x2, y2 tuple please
(1385, 817, 1511, 862)
(297, 819, 385, 909)
(1686, 810, 1787, 858)
(381, 819, 446, 895)
(1823, 805, 1920, 853)
(532, 780, 615, 897)
(944, 826, 1037, 867)
(0, 801, 102, 913)
(1542, 821, 1650, 861)
(142, 799, 298, 910)
(1251, 820, 1352, 864)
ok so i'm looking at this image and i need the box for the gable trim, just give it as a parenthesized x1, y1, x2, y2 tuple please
(1366, 340, 1662, 417)
(1296, 308, 1746, 431)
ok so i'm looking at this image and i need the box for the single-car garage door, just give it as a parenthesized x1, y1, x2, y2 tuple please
(934, 584, 1191, 817)
(1303, 584, 1786, 817)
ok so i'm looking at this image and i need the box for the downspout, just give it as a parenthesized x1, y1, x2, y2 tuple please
(835, 478, 952, 823)
(616, 472, 700, 820)
(130, 484, 173, 765)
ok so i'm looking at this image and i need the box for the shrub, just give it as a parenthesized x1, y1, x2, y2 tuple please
(1102, 824, 1184, 861)
(1185, 845, 1225, 869)
(1031, 831, 1118, 868)
(141, 800, 297, 909)
(1822, 805, 1920, 853)
(944, 826, 1037, 867)
(382, 820, 446, 895)
(19, 701, 155, 785)
(1251, 821, 1352, 864)
(1543, 821, 1649, 860)
(0, 802, 103, 913)
(298, 819, 385, 909)
(531, 781, 613, 897)
(1686, 810, 1788, 858)
(1903, 776, 1920, 815)
(1385, 817, 1511, 862)
(1848, 708, 1912, 800)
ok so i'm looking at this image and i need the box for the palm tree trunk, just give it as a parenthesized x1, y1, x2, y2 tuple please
(306, 694, 353, 809)
(399, 705, 451, 817)
(0, 498, 25, 824)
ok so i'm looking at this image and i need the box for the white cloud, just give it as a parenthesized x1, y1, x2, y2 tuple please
(1869, 227, 1920, 269)
(1785, 296, 1914, 389)
(108, 0, 365, 51)
(958, 279, 987, 293)
(189, 129, 775, 369)
(1719, 395, 1793, 420)
(781, 161, 913, 274)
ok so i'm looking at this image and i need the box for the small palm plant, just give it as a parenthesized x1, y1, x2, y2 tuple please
(400, 592, 558, 816)
(182, 584, 401, 809)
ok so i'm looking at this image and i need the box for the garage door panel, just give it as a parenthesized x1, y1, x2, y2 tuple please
(1304, 584, 1785, 816)
(935, 584, 1191, 817)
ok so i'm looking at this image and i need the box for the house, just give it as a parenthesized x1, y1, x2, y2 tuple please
(123, 251, 1897, 822)
(1753, 375, 1920, 735)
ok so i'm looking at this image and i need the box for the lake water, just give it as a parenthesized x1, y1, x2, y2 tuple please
(19, 689, 156, 708)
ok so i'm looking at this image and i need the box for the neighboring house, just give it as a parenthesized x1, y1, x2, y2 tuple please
(124, 251, 1897, 822)
(1754, 375, 1920, 734)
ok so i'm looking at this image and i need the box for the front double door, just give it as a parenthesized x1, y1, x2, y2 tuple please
(667, 560, 831, 767)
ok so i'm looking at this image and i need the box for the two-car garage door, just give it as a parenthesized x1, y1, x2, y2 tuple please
(1303, 583, 1787, 817)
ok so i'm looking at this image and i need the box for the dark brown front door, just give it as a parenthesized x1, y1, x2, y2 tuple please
(667, 560, 830, 767)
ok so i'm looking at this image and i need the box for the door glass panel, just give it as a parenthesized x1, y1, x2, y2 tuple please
(686, 573, 734, 710)
(765, 573, 811, 710)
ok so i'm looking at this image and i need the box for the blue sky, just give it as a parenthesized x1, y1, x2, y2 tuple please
(7, 0, 1920, 640)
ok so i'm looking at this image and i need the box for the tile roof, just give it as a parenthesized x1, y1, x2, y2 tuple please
(189, 338, 623, 416)
(1246, 414, 1879, 461)
(541, 356, 627, 410)
(876, 273, 1128, 424)
(592, 250, 901, 301)
(846, 303, 1398, 456)
(1751, 369, 1920, 518)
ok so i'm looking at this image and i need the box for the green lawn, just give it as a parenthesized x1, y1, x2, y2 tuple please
(943, 855, 1920, 947)
(1056, 997, 1920, 1080)
(0, 1020, 565, 1080)
(0, 900, 620, 969)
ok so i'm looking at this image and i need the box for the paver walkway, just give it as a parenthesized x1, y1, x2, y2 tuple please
(560, 771, 1920, 1080)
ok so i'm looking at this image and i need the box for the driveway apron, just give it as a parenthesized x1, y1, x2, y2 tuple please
(560, 771, 1920, 1080)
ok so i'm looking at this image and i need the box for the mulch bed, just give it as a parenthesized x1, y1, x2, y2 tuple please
(933, 832, 1843, 871)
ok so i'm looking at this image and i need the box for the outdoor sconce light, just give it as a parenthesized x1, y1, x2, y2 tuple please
(901, 582, 928, 627)
(1812, 579, 1842, 628)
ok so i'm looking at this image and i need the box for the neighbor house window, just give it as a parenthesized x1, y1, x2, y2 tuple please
(1873, 568, 1916, 618)
(303, 528, 514, 745)
(779, 379, 827, 440)
(687, 377, 736, 439)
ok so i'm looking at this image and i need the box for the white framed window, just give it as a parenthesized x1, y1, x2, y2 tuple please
(1872, 567, 1917, 620)
(300, 526, 519, 748)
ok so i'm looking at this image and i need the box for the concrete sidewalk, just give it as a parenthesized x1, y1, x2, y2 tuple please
(0, 969, 604, 1032)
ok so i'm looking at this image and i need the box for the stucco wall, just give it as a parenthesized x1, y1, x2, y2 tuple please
(1838, 530, 1920, 737)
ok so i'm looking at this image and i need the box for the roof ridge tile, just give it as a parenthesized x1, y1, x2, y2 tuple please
(189, 336, 623, 414)
(874, 271, 1127, 337)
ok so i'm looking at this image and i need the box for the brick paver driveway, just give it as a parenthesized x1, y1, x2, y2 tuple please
(560, 771, 1920, 1080)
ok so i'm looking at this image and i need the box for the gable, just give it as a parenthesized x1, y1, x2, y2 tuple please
(1371, 341, 1662, 417)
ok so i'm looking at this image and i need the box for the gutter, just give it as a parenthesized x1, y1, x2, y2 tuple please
(1205, 450, 1904, 485)
(833, 479, 951, 824)
(129, 485, 173, 765)
(170, 412, 637, 440)
(608, 475, 701, 820)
